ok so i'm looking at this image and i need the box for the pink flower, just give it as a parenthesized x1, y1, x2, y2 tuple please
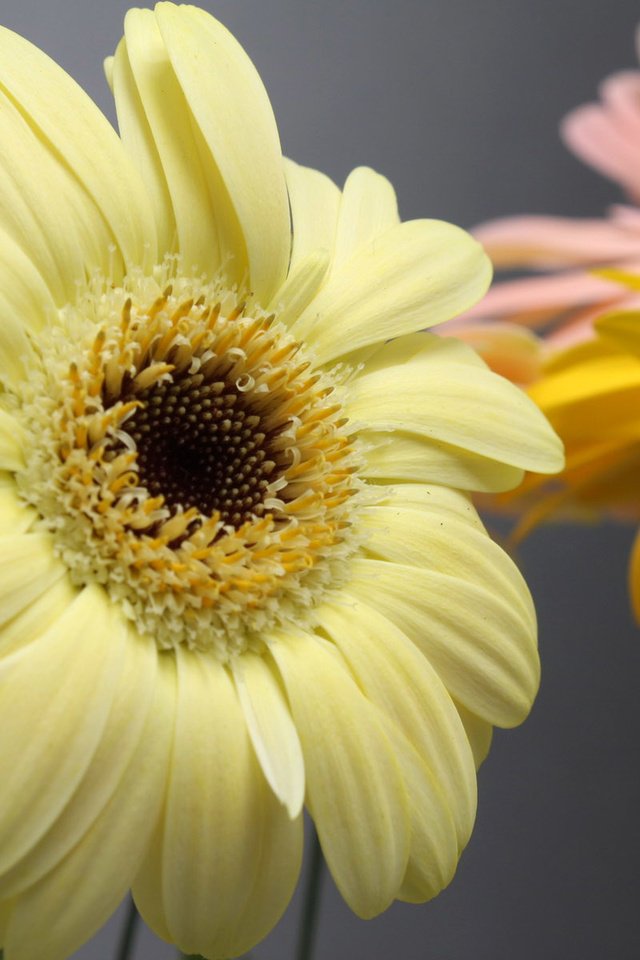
(445, 56, 640, 383)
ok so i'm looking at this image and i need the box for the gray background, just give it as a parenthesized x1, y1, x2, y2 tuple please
(1, 1, 639, 958)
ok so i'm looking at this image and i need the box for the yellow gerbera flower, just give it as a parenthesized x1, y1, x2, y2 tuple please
(506, 309, 640, 615)
(0, 4, 563, 959)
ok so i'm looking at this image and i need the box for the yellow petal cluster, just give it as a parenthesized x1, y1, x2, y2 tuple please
(0, 4, 563, 959)
(504, 310, 640, 616)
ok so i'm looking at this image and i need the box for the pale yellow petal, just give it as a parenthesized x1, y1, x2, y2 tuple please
(271, 630, 410, 918)
(292, 219, 491, 364)
(373, 481, 486, 531)
(0, 625, 158, 900)
(131, 821, 171, 943)
(348, 558, 540, 728)
(0, 229, 54, 388)
(347, 338, 565, 474)
(0, 580, 75, 661)
(361, 505, 535, 627)
(446, 321, 543, 384)
(160, 652, 257, 951)
(268, 250, 331, 328)
(232, 651, 305, 818)
(156, 3, 291, 301)
(0, 410, 26, 473)
(455, 701, 493, 770)
(0, 533, 67, 630)
(383, 722, 459, 903)
(331, 166, 400, 271)
(112, 36, 176, 256)
(103, 55, 114, 91)
(226, 769, 304, 953)
(122, 9, 220, 275)
(5, 652, 175, 960)
(0, 24, 157, 273)
(0, 586, 125, 878)
(357, 327, 485, 376)
(361, 430, 525, 492)
(285, 158, 341, 271)
(317, 598, 476, 850)
(0, 92, 111, 306)
(151, 649, 302, 958)
(0, 486, 34, 536)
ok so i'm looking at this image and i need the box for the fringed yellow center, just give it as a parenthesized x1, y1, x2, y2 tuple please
(18, 268, 362, 655)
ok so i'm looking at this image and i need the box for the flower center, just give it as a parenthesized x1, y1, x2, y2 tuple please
(119, 370, 279, 527)
(17, 267, 363, 657)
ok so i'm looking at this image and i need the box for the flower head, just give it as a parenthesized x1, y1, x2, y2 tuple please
(446, 30, 640, 380)
(443, 27, 640, 622)
(498, 308, 640, 620)
(0, 5, 562, 959)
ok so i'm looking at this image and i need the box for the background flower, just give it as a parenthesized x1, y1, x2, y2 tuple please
(449, 28, 640, 378)
(507, 308, 640, 547)
(446, 26, 640, 627)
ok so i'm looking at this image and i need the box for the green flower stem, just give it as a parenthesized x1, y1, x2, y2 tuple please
(296, 825, 324, 960)
(116, 896, 140, 960)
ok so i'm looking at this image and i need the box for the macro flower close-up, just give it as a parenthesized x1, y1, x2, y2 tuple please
(0, 4, 567, 960)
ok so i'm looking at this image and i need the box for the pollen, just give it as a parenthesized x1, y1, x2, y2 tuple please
(17, 266, 363, 656)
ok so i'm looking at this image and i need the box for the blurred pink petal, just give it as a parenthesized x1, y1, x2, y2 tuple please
(474, 214, 640, 268)
(610, 204, 640, 229)
(464, 268, 633, 321)
(561, 72, 640, 200)
(449, 46, 640, 388)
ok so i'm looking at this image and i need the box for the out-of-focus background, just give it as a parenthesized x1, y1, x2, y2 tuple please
(1, 1, 639, 957)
